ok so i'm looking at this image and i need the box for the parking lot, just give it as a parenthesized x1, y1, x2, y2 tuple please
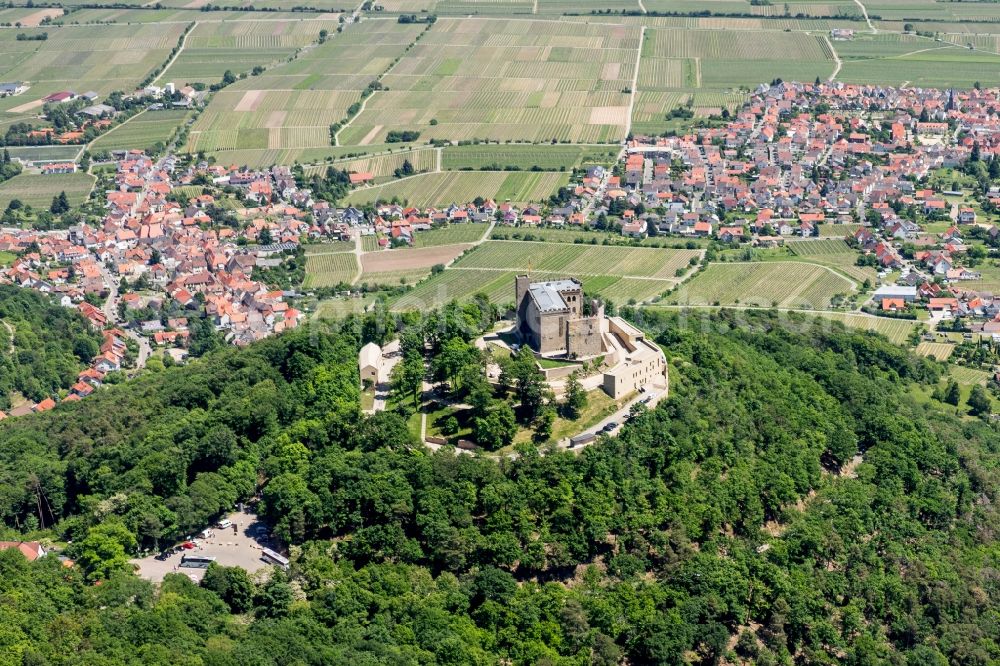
(130, 510, 280, 583)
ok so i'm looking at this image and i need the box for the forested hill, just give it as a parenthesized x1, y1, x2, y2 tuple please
(2, 308, 999, 665)
(0, 285, 103, 409)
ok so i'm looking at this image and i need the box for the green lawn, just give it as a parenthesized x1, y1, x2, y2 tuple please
(0, 251, 15, 266)
(512, 389, 619, 445)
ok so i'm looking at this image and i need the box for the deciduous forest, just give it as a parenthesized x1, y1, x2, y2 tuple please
(1, 307, 998, 665)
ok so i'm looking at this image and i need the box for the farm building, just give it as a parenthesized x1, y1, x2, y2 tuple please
(0, 81, 27, 96)
(872, 285, 917, 302)
(359, 342, 381, 386)
(42, 163, 76, 175)
(43, 91, 76, 104)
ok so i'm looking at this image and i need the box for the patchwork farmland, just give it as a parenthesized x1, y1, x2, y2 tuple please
(302, 148, 438, 181)
(158, 19, 342, 85)
(184, 20, 425, 165)
(0, 23, 187, 121)
(631, 27, 832, 134)
(339, 18, 642, 145)
(391, 267, 674, 311)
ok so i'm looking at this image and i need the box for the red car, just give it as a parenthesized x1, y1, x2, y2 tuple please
(181, 542, 196, 550)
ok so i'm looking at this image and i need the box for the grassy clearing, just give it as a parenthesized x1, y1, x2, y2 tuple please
(512, 389, 619, 445)
(315, 294, 378, 319)
(669, 262, 854, 309)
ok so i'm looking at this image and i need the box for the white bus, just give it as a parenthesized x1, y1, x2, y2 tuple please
(179, 554, 216, 568)
(261, 547, 289, 570)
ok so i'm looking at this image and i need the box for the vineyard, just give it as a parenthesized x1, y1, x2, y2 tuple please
(390, 267, 673, 311)
(344, 172, 569, 207)
(441, 145, 618, 171)
(342, 18, 641, 145)
(453, 241, 700, 279)
(303, 252, 358, 288)
(412, 225, 489, 248)
(0, 173, 95, 210)
(787, 239, 853, 256)
(90, 110, 191, 152)
(915, 342, 955, 360)
(670, 262, 854, 309)
(814, 312, 920, 345)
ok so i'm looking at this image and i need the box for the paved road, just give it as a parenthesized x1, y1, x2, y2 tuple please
(98, 262, 151, 370)
(371, 338, 401, 412)
(557, 383, 668, 450)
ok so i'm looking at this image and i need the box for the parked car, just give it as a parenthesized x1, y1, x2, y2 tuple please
(602, 421, 618, 432)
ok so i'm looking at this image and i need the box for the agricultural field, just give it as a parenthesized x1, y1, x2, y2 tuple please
(340, 18, 642, 145)
(362, 243, 469, 274)
(315, 294, 378, 319)
(157, 19, 342, 85)
(358, 268, 433, 286)
(948, 365, 992, 386)
(669, 262, 855, 309)
(185, 20, 425, 164)
(453, 240, 700, 279)
(390, 267, 670, 311)
(915, 341, 955, 360)
(819, 223, 862, 237)
(303, 148, 438, 181)
(411, 224, 489, 247)
(441, 144, 619, 171)
(0, 172, 95, 210)
(814, 312, 920, 345)
(89, 109, 191, 153)
(836, 33, 1000, 87)
(303, 251, 358, 288)
(631, 27, 831, 135)
(0, 23, 187, 120)
(785, 238, 874, 283)
(343, 171, 569, 207)
(305, 240, 355, 254)
(786, 238, 853, 256)
(3, 146, 81, 164)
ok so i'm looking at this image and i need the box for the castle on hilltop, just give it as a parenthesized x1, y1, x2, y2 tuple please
(514, 275, 604, 358)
